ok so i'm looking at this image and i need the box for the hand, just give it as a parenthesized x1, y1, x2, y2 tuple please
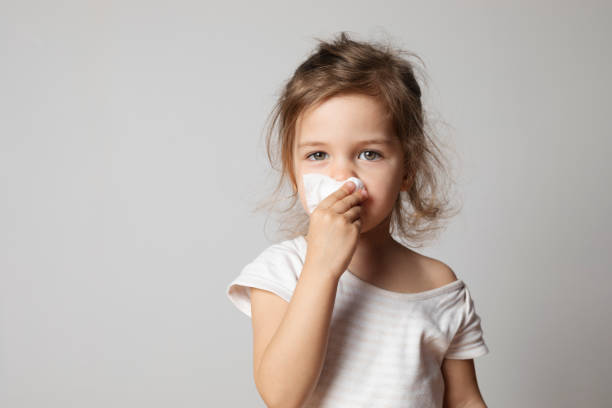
(304, 180, 368, 280)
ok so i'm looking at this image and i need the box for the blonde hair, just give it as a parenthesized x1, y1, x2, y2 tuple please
(253, 31, 462, 249)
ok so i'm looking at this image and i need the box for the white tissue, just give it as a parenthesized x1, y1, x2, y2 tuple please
(303, 173, 365, 214)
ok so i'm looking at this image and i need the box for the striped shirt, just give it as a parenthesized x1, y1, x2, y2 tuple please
(226, 235, 490, 407)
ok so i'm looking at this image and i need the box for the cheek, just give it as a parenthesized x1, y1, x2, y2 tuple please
(362, 183, 399, 209)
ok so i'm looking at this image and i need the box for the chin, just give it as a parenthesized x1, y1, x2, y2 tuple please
(359, 208, 392, 235)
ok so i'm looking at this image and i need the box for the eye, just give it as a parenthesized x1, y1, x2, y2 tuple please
(359, 150, 383, 161)
(305, 151, 328, 161)
(305, 150, 383, 161)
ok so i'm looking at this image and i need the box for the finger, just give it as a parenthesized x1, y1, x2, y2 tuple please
(343, 205, 362, 222)
(316, 180, 356, 210)
(332, 188, 366, 214)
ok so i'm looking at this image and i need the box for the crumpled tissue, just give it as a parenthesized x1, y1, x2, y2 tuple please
(303, 173, 365, 214)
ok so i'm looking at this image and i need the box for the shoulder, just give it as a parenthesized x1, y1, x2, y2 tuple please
(428, 258, 459, 287)
(244, 237, 305, 279)
(403, 248, 458, 289)
(252, 237, 304, 266)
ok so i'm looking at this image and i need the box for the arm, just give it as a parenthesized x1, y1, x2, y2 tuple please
(251, 262, 339, 408)
(441, 358, 487, 408)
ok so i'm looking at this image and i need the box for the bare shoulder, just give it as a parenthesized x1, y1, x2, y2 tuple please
(403, 247, 458, 289)
(428, 258, 459, 287)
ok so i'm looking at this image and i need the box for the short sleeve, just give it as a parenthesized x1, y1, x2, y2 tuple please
(226, 243, 302, 318)
(445, 285, 490, 359)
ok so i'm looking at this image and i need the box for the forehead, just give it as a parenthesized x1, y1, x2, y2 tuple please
(296, 93, 392, 141)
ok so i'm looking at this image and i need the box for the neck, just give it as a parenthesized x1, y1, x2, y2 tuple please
(304, 212, 402, 276)
(349, 213, 401, 269)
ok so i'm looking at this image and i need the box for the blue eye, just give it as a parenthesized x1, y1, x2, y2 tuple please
(305, 151, 383, 161)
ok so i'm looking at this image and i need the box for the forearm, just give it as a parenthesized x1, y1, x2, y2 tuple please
(255, 262, 340, 408)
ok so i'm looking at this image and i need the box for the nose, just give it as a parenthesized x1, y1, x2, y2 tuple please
(330, 158, 358, 183)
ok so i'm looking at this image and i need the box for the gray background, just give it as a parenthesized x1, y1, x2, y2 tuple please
(1, 1, 611, 407)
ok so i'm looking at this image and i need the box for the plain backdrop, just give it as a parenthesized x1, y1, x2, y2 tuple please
(1, 1, 611, 407)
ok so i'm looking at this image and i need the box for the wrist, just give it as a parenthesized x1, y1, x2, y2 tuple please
(302, 261, 342, 284)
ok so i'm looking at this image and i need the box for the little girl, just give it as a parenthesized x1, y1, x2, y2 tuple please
(226, 32, 490, 408)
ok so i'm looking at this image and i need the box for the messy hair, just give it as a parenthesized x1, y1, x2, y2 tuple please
(253, 31, 462, 249)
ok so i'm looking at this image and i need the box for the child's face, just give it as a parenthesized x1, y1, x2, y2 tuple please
(293, 92, 407, 232)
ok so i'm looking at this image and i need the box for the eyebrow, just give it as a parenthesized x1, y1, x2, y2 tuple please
(298, 139, 393, 149)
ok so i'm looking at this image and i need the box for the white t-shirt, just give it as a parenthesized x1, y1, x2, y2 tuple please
(226, 235, 490, 408)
